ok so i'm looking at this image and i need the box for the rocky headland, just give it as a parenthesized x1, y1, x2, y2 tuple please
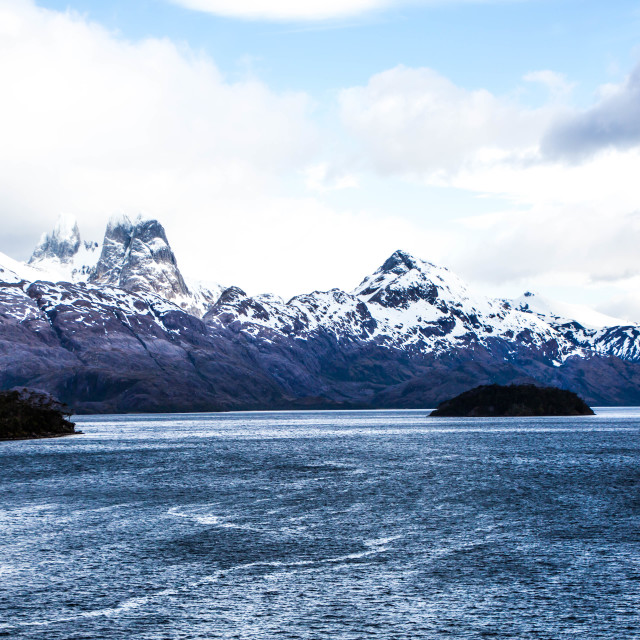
(0, 388, 78, 440)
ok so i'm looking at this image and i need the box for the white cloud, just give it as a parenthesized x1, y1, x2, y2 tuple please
(453, 203, 640, 284)
(338, 62, 640, 183)
(450, 148, 640, 211)
(171, 194, 446, 297)
(598, 285, 640, 325)
(166, 0, 519, 22)
(442, 148, 640, 319)
(339, 65, 557, 177)
(303, 163, 359, 192)
(523, 69, 575, 100)
(0, 0, 318, 250)
(336, 63, 640, 319)
(167, 0, 389, 22)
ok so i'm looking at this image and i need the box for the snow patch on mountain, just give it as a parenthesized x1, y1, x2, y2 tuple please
(346, 250, 581, 358)
(591, 325, 640, 361)
(183, 279, 226, 317)
(0, 251, 47, 285)
(512, 291, 625, 329)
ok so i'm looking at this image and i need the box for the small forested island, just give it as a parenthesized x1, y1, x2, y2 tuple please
(430, 384, 595, 417)
(0, 388, 78, 440)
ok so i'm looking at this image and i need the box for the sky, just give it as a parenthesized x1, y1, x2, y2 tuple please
(1, 0, 640, 319)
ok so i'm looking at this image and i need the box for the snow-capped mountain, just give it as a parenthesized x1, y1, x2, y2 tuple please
(90, 215, 194, 310)
(24, 214, 222, 318)
(511, 290, 624, 330)
(29, 214, 81, 264)
(3, 220, 640, 413)
(203, 249, 640, 366)
(28, 214, 101, 282)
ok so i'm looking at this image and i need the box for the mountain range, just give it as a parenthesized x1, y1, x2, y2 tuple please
(1, 215, 640, 413)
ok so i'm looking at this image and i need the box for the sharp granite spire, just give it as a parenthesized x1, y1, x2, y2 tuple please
(28, 214, 82, 265)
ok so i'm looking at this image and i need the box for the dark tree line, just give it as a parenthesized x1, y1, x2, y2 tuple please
(0, 388, 76, 439)
(431, 384, 594, 417)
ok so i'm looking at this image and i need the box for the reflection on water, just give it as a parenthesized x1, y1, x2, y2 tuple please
(1, 408, 639, 639)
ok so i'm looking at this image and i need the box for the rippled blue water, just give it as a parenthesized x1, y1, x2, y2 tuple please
(1, 409, 640, 639)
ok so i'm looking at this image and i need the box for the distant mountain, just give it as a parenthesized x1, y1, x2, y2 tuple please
(24, 214, 222, 318)
(203, 249, 639, 365)
(511, 290, 624, 330)
(28, 213, 101, 282)
(2, 218, 640, 412)
(29, 214, 82, 264)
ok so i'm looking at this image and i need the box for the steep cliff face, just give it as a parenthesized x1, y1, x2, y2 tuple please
(90, 216, 191, 304)
(90, 215, 134, 286)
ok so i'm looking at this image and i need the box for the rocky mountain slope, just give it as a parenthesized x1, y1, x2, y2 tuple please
(203, 249, 639, 366)
(26, 215, 222, 317)
(2, 217, 640, 412)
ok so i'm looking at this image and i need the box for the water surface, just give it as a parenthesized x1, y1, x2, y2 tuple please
(1, 409, 639, 639)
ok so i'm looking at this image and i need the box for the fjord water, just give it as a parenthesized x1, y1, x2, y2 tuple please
(1, 410, 639, 639)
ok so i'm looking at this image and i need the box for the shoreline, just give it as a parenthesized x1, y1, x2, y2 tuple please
(0, 431, 83, 442)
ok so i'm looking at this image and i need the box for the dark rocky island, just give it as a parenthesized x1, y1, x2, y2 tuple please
(0, 388, 78, 440)
(430, 384, 595, 417)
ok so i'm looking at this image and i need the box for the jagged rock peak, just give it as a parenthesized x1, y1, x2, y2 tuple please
(28, 214, 81, 265)
(353, 249, 457, 309)
(203, 286, 271, 325)
(129, 219, 178, 267)
(379, 250, 428, 275)
(90, 214, 190, 301)
(214, 286, 249, 305)
(91, 214, 134, 285)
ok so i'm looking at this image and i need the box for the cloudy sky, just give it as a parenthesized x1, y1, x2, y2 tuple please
(2, 0, 640, 319)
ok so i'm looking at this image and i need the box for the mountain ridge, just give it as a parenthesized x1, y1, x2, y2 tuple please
(25, 214, 223, 318)
(2, 217, 640, 412)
